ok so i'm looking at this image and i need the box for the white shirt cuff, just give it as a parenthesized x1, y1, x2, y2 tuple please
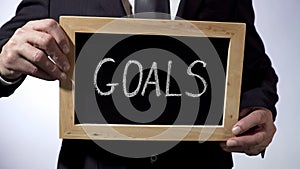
(0, 75, 23, 86)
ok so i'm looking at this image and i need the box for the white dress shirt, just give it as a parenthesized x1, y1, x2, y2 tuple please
(128, 0, 181, 20)
(0, 75, 23, 86)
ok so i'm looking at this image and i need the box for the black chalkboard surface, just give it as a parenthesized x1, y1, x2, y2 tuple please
(75, 33, 229, 126)
(59, 16, 245, 141)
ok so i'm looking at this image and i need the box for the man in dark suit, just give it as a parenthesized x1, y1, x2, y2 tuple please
(0, 0, 278, 168)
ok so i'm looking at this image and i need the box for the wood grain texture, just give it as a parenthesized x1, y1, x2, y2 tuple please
(59, 16, 245, 141)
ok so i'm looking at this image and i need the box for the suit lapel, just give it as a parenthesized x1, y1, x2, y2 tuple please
(121, 0, 132, 16)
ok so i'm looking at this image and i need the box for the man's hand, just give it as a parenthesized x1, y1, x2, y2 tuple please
(220, 107, 277, 155)
(0, 19, 70, 81)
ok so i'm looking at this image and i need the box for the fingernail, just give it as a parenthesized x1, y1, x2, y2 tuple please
(227, 140, 237, 147)
(60, 73, 67, 80)
(232, 126, 242, 135)
(62, 44, 70, 54)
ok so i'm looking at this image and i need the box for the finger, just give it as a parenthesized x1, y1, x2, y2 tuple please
(26, 19, 70, 53)
(222, 124, 275, 153)
(221, 136, 269, 155)
(244, 138, 270, 155)
(232, 109, 268, 135)
(219, 142, 231, 152)
(18, 28, 69, 72)
(18, 60, 56, 81)
(24, 19, 70, 70)
(3, 51, 56, 81)
(221, 109, 276, 154)
(220, 143, 244, 153)
(18, 43, 67, 80)
(228, 129, 266, 148)
(1, 29, 66, 80)
(0, 43, 23, 79)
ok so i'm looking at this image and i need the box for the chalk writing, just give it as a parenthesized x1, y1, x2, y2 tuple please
(94, 59, 208, 98)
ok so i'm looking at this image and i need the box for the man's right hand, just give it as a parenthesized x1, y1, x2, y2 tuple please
(0, 19, 70, 81)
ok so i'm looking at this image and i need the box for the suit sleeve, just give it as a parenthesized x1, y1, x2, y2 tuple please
(236, 0, 279, 120)
(0, 0, 49, 97)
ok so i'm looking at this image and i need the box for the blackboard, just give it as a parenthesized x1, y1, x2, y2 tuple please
(59, 16, 246, 141)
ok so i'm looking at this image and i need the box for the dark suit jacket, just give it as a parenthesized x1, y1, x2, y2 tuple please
(0, 0, 279, 169)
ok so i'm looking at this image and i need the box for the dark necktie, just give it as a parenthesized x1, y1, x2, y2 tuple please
(134, 0, 170, 19)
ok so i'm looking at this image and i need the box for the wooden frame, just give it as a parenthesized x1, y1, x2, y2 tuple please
(59, 16, 246, 141)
